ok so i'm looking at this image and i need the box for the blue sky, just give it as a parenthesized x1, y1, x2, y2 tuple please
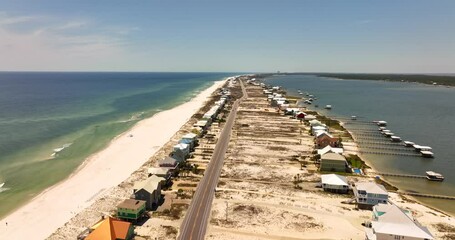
(0, 0, 454, 73)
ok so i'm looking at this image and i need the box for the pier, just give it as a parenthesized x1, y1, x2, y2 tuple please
(355, 140, 406, 146)
(401, 192, 455, 200)
(358, 150, 421, 157)
(370, 172, 426, 179)
(357, 145, 416, 152)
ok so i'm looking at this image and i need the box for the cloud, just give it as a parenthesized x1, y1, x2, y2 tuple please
(0, 13, 136, 71)
(0, 14, 38, 26)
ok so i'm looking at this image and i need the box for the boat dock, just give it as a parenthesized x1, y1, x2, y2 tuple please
(370, 172, 426, 179)
(401, 192, 455, 200)
(358, 150, 421, 157)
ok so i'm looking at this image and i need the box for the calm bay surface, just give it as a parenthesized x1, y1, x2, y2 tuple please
(0, 72, 234, 218)
(265, 74, 455, 215)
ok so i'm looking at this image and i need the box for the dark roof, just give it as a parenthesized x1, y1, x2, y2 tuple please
(117, 199, 146, 210)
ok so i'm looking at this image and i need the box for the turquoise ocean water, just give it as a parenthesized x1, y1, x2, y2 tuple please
(0, 72, 234, 218)
(265, 74, 455, 215)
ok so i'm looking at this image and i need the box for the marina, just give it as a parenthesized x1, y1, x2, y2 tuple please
(264, 74, 455, 215)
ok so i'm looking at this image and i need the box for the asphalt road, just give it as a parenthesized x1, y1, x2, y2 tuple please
(178, 80, 246, 240)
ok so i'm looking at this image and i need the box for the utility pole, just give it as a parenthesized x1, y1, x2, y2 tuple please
(225, 201, 229, 222)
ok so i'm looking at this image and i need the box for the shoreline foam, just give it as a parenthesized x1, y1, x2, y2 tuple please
(0, 78, 227, 239)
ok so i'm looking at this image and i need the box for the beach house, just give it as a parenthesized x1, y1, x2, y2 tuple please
(320, 174, 349, 193)
(172, 143, 190, 162)
(353, 182, 389, 210)
(83, 217, 134, 240)
(159, 156, 179, 168)
(116, 199, 146, 221)
(320, 152, 348, 172)
(315, 131, 340, 148)
(133, 175, 162, 210)
(317, 145, 344, 156)
(365, 203, 434, 240)
(181, 133, 198, 149)
(147, 167, 172, 185)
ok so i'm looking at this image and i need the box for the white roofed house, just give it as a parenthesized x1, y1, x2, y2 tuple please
(320, 174, 349, 193)
(365, 203, 434, 240)
(180, 133, 198, 149)
(311, 126, 328, 135)
(353, 182, 389, 210)
(172, 143, 190, 162)
(317, 145, 344, 156)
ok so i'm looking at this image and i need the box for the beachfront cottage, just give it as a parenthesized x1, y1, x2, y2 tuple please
(365, 204, 434, 240)
(133, 175, 162, 210)
(317, 145, 344, 156)
(147, 167, 171, 185)
(84, 217, 134, 240)
(320, 174, 349, 193)
(315, 131, 340, 148)
(193, 120, 209, 131)
(181, 133, 198, 149)
(117, 199, 146, 221)
(353, 182, 389, 210)
(320, 152, 348, 172)
(172, 143, 190, 162)
(158, 156, 179, 168)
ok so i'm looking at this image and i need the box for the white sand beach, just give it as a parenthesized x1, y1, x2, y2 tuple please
(0, 79, 226, 240)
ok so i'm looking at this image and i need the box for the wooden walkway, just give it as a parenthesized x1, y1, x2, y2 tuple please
(371, 172, 426, 179)
(402, 192, 455, 200)
(358, 150, 421, 157)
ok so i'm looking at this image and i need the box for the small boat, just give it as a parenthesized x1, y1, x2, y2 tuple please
(381, 129, 391, 135)
(378, 127, 387, 131)
(426, 171, 444, 181)
(376, 120, 387, 126)
(0, 182, 4, 188)
(403, 141, 415, 147)
(390, 136, 401, 142)
(421, 151, 434, 158)
(351, 116, 357, 120)
(325, 105, 332, 110)
(413, 145, 432, 152)
(384, 132, 394, 138)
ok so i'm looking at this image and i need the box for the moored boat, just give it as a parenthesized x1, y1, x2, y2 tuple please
(384, 132, 394, 138)
(390, 136, 401, 142)
(403, 141, 415, 147)
(421, 150, 434, 158)
(426, 171, 444, 181)
(375, 120, 387, 126)
(413, 144, 432, 152)
(325, 105, 332, 109)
